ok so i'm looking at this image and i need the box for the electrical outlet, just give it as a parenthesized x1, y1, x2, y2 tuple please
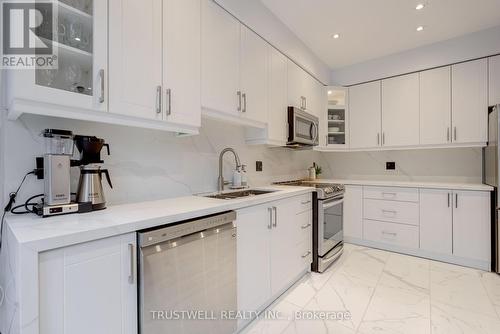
(386, 162, 396, 170)
(256, 161, 263, 172)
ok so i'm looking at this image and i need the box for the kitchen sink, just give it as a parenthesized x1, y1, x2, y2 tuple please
(204, 189, 276, 200)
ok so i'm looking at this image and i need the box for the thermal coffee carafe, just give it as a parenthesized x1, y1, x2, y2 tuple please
(74, 135, 113, 210)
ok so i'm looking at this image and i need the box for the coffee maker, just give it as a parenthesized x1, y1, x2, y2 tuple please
(74, 135, 113, 210)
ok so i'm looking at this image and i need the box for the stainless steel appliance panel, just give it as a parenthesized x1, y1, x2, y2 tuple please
(317, 196, 344, 257)
(139, 212, 237, 334)
(287, 107, 319, 147)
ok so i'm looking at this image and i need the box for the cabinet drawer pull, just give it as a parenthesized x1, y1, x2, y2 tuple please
(301, 223, 312, 229)
(155, 85, 162, 114)
(301, 251, 311, 258)
(382, 209, 397, 216)
(301, 200, 311, 205)
(382, 192, 397, 198)
(128, 243, 134, 284)
(381, 231, 397, 237)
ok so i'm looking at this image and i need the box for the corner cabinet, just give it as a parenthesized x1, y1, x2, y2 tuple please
(108, 0, 201, 132)
(6, 0, 109, 117)
(39, 233, 137, 334)
(317, 86, 349, 150)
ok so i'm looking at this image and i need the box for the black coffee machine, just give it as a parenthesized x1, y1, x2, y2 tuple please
(73, 136, 113, 210)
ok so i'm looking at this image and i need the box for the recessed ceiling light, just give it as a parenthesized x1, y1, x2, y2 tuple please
(328, 90, 332, 95)
(332, 34, 340, 39)
(416, 26, 424, 32)
(415, 3, 425, 10)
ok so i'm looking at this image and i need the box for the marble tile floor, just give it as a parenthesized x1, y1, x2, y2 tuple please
(243, 243, 500, 334)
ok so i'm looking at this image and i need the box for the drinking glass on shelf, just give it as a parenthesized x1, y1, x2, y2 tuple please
(58, 17, 68, 45)
(69, 21, 83, 49)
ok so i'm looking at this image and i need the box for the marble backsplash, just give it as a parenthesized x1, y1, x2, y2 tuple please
(1, 114, 330, 206)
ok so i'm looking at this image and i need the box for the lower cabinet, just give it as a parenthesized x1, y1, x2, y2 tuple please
(343, 185, 363, 239)
(39, 233, 137, 334)
(344, 185, 492, 269)
(236, 194, 312, 325)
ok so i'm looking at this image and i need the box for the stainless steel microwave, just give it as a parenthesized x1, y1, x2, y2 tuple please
(287, 107, 319, 147)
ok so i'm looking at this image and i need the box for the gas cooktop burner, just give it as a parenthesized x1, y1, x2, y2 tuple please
(273, 180, 345, 199)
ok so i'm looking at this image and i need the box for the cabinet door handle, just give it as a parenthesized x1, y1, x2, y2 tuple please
(304, 97, 307, 109)
(268, 207, 273, 229)
(155, 85, 162, 114)
(98, 69, 105, 103)
(301, 251, 311, 258)
(301, 223, 312, 229)
(128, 243, 134, 284)
(166, 88, 172, 116)
(447, 127, 450, 142)
(237, 91, 242, 112)
(382, 132, 385, 145)
(455, 193, 458, 208)
(377, 133, 380, 146)
(454, 127, 457, 141)
(274, 207, 277, 227)
(300, 96, 306, 110)
(301, 200, 311, 205)
(242, 93, 247, 113)
(448, 193, 451, 208)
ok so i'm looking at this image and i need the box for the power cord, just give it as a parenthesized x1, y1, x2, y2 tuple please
(0, 170, 38, 251)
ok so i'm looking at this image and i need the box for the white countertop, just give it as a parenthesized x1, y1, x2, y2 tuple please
(6, 186, 313, 252)
(307, 179, 494, 191)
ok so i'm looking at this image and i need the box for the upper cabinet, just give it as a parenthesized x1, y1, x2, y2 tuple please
(349, 81, 382, 149)
(108, 0, 162, 120)
(201, 0, 240, 117)
(489, 55, 500, 106)
(201, 0, 268, 126)
(109, 0, 201, 129)
(420, 67, 452, 145)
(382, 73, 420, 147)
(320, 87, 348, 149)
(6, 0, 108, 113)
(287, 60, 324, 116)
(451, 59, 488, 144)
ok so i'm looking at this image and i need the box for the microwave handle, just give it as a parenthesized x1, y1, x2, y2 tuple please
(311, 122, 318, 142)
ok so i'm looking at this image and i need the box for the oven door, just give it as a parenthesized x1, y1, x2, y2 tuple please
(318, 196, 344, 257)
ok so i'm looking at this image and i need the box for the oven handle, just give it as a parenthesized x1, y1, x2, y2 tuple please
(322, 197, 344, 209)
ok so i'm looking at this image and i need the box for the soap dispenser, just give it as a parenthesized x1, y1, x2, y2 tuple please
(241, 164, 248, 187)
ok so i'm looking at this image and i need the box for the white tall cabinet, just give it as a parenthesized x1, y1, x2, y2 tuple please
(349, 81, 382, 149)
(490, 55, 500, 106)
(109, 0, 201, 127)
(451, 59, 488, 144)
(420, 67, 452, 145)
(381, 73, 420, 147)
(39, 234, 137, 334)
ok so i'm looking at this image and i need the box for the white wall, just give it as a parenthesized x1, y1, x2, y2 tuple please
(323, 148, 483, 184)
(331, 25, 500, 86)
(214, 0, 331, 84)
(1, 115, 330, 206)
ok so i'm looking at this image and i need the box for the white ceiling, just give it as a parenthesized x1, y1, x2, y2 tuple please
(260, 0, 500, 69)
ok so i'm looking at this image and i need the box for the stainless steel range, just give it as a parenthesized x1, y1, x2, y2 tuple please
(274, 180, 345, 272)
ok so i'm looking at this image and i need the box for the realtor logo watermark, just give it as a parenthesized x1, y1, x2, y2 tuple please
(2, 1, 58, 69)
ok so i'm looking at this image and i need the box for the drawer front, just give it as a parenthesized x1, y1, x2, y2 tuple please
(297, 237, 312, 267)
(364, 186, 419, 202)
(363, 219, 419, 248)
(292, 193, 313, 214)
(296, 210, 312, 244)
(364, 199, 419, 226)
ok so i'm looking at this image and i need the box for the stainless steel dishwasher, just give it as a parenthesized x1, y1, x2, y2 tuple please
(138, 211, 237, 334)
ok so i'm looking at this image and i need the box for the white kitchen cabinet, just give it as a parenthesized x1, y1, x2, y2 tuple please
(452, 191, 491, 262)
(201, 0, 240, 116)
(236, 204, 272, 315)
(266, 47, 288, 144)
(287, 60, 308, 110)
(240, 26, 268, 123)
(39, 233, 137, 334)
(109, 0, 162, 120)
(6, 0, 108, 113)
(489, 55, 500, 106)
(236, 195, 312, 318)
(349, 81, 382, 149)
(420, 67, 452, 145)
(344, 185, 363, 239)
(162, 0, 201, 127)
(419, 189, 453, 255)
(109, 0, 200, 127)
(452, 59, 488, 144)
(381, 73, 420, 147)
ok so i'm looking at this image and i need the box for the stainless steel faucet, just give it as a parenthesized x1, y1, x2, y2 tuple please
(218, 148, 241, 191)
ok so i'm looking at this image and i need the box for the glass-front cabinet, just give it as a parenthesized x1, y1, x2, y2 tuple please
(323, 86, 349, 149)
(6, 0, 108, 113)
